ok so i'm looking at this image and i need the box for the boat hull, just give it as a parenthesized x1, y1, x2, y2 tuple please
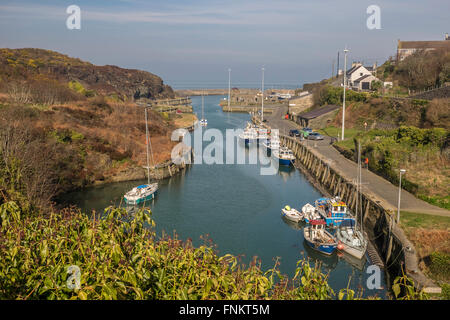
(304, 237, 337, 255)
(322, 216, 354, 227)
(338, 242, 366, 260)
(277, 157, 294, 166)
(281, 209, 303, 222)
(303, 227, 337, 255)
(124, 191, 157, 205)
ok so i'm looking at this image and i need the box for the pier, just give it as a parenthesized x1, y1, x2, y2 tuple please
(252, 109, 448, 293)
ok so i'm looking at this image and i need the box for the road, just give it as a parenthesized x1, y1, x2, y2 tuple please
(264, 106, 450, 217)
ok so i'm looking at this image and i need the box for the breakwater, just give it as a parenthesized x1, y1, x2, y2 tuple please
(221, 105, 274, 113)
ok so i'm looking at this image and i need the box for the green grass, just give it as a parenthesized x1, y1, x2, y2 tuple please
(318, 126, 363, 150)
(318, 126, 362, 140)
(418, 195, 450, 211)
(399, 211, 450, 230)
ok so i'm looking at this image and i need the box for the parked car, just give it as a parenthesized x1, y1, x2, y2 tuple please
(289, 129, 301, 137)
(301, 127, 313, 137)
(307, 132, 324, 140)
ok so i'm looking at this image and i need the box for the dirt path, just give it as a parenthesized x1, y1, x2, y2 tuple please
(264, 106, 450, 217)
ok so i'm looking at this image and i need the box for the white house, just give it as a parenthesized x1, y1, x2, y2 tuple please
(345, 62, 380, 91)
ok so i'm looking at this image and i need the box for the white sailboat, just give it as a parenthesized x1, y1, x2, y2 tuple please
(200, 92, 208, 126)
(336, 142, 367, 259)
(124, 108, 158, 205)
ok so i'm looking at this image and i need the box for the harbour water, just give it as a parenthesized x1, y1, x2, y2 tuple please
(61, 95, 388, 298)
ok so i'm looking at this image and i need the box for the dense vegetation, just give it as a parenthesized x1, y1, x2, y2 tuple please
(388, 49, 450, 92)
(334, 126, 449, 210)
(0, 200, 429, 300)
(313, 85, 369, 106)
(0, 100, 178, 210)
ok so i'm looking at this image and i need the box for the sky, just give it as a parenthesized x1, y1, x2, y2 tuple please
(0, 0, 449, 89)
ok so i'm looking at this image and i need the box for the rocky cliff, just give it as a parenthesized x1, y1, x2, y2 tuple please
(0, 48, 174, 100)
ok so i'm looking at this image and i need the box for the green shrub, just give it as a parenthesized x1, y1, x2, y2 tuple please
(429, 252, 450, 280)
(0, 202, 424, 300)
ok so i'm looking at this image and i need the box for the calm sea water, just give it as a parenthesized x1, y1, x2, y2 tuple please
(61, 95, 387, 298)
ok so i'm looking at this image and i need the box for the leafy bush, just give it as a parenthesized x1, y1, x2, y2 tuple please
(0, 202, 426, 300)
(313, 85, 368, 106)
(0, 204, 336, 300)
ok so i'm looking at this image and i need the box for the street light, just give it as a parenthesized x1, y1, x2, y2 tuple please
(228, 68, 231, 110)
(261, 66, 265, 123)
(341, 47, 349, 141)
(397, 169, 406, 223)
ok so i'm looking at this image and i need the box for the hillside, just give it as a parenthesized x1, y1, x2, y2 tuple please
(0, 48, 174, 101)
(0, 49, 186, 211)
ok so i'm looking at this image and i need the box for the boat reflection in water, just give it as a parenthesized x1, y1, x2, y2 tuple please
(281, 215, 305, 231)
(338, 251, 367, 271)
(303, 239, 338, 271)
(277, 165, 295, 181)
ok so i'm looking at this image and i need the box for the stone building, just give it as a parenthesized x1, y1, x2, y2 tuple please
(396, 33, 450, 61)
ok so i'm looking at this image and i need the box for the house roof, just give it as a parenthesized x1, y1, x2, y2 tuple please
(398, 40, 450, 50)
(346, 65, 363, 76)
(354, 74, 376, 83)
(299, 105, 340, 120)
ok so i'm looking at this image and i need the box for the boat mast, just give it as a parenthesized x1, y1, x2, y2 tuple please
(356, 141, 363, 231)
(202, 91, 204, 120)
(144, 107, 151, 185)
(359, 141, 363, 232)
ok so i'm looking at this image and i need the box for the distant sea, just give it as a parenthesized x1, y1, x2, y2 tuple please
(166, 81, 304, 90)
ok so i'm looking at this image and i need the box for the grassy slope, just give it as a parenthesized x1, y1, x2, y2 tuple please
(400, 211, 450, 291)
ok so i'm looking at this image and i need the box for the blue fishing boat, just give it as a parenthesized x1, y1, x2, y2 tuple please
(315, 197, 354, 227)
(303, 219, 337, 255)
(272, 146, 295, 166)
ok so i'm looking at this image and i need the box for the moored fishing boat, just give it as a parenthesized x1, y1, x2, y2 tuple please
(336, 219, 367, 259)
(238, 127, 258, 145)
(272, 146, 295, 166)
(336, 141, 368, 260)
(303, 219, 338, 255)
(257, 127, 270, 143)
(281, 205, 304, 222)
(315, 197, 354, 227)
(262, 136, 280, 155)
(200, 93, 207, 126)
(302, 203, 321, 223)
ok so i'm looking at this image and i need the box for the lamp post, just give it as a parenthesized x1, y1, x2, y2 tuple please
(261, 67, 265, 122)
(228, 68, 231, 111)
(397, 169, 406, 223)
(341, 47, 349, 141)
